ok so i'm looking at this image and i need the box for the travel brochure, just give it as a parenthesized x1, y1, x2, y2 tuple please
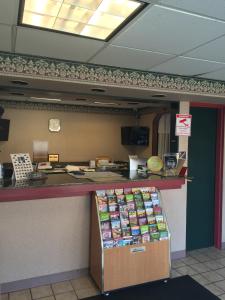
(96, 187, 169, 249)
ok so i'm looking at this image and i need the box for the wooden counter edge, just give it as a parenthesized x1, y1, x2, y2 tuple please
(0, 178, 185, 202)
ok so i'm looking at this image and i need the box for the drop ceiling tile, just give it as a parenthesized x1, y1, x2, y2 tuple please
(185, 35, 225, 63)
(112, 5, 225, 55)
(150, 56, 225, 76)
(15, 27, 105, 62)
(90, 45, 174, 70)
(158, 0, 225, 21)
(0, 24, 12, 52)
(199, 68, 225, 81)
(0, 0, 19, 25)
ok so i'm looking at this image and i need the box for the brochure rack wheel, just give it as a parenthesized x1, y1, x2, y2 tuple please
(90, 187, 171, 293)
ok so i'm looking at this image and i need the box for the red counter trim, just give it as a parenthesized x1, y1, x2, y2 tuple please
(0, 178, 185, 202)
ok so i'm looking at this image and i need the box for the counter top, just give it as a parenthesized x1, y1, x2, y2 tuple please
(0, 171, 185, 202)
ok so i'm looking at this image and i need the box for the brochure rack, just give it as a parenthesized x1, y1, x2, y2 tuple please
(90, 187, 171, 293)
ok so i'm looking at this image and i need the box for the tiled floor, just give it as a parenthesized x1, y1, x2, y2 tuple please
(2, 247, 225, 300)
(171, 247, 225, 299)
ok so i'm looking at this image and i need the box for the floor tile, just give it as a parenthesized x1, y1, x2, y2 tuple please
(175, 265, 198, 276)
(55, 292, 77, 300)
(0, 294, 9, 300)
(171, 270, 182, 278)
(191, 262, 211, 273)
(51, 281, 73, 295)
(37, 297, 54, 300)
(205, 283, 224, 296)
(188, 253, 211, 262)
(9, 290, 31, 300)
(75, 288, 99, 299)
(71, 277, 95, 291)
(216, 268, 225, 278)
(31, 285, 53, 299)
(215, 280, 225, 292)
(201, 271, 224, 283)
(181, 256, 199, 265)
(171, 259, 186, 269)
(204, 260, 224, 271)
(191, 274, 210, 285)
(216, 258, 225, 267)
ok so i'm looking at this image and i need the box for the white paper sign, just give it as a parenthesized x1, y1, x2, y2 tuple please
(176, 114, 192, 136)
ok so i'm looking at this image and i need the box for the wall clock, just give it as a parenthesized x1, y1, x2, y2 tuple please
(49, 118, 61, 132)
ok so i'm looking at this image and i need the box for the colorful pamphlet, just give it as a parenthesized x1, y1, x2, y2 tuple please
(97, 196, 108, 205)
(144, 201, 153, 209)
(124, 188, 132, 194)
(117, 194, 125, 204)
(150, 192, 158, 200)
(113, 238, 124, 247)
(142, 233, 150, 243)
(150, 232, 160, 241)
(101, 221, 111, 230)
(108, 194, 117, 204)
(145, 207, 154, 216)
(127, 201, 135, 210)
(159, 231, 168, 240)
(106, 189, 115, 196)
(96, 190, 106, 197)
(120, 217, 130, 228)
(115, 189, 123, 195)
(132, 187, 141, 194)
(134, 193, 142, 201)
(147, 216, 156, 224)
(153, 206, 162, 215)
(142, 192, 150, 201)
(103, 239, 114, 248)
(100, 212, 110, 222)
(122, 227, 131, 237)
(138, 217, 147, 226)
(110, 211, 120, 220)
(135, 200, 144, 209)
(133, 235, 142, 244)
(98, 203, 108, 212)
(102, 229, 112, 240)
(137, 208, 146, 218)
(108, 203, 119, 212)
(152, 198, 160, 206)
(112, 228, 122, 239)
(140, 225, 149, 235)
(123, 236, 133, 246)
(155, 215, 164, 223)
(131, 225, 140, 236)
(126, 194, 134, 202)
(111, 220, 121, 229)
(157, 222, 167, 231)
(149, 224, 158, 233)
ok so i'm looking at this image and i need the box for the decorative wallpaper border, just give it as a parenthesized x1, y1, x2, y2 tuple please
(0, 100, 135, 115)
(0, 51, 225, 97)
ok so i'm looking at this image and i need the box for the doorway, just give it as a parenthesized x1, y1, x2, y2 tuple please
(186, 105, 224, 251)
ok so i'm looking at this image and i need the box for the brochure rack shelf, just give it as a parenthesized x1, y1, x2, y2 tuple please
(90, 187, 171, 293)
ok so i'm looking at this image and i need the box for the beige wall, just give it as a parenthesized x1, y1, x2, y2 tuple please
(0, 108, 155, 163)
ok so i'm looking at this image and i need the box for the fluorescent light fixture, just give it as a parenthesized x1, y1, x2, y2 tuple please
(94, 101, 119, 105)
(30, 97, 62, 101)
(19, 0, 145, 40)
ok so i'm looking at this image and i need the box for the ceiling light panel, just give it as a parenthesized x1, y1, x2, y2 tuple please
(20, 0, 144, 40)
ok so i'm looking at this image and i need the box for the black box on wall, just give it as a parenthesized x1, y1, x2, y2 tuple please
(0, 119, 10, 141)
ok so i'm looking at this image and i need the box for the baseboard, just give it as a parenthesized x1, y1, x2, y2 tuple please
(171, 250, 186, 260)
(1, 250, 186, 293)
(0, 268, 88, 294)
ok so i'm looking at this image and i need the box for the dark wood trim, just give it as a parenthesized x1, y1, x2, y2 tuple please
(190, 102, 225, 109)
(152, 113, 164, 155)
(214, 107, 225, 249)
(0, 178, 185, 202)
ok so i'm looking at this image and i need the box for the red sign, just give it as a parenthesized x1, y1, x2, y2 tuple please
(176, 114, 192, 136)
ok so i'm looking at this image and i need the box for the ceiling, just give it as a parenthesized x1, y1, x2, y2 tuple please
(1, 0, 225, 109)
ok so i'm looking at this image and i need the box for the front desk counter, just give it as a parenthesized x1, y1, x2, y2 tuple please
(0, 170, 185, 202)
(0, 170, 185, 293)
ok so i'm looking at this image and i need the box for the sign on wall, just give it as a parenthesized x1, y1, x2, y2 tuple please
(175, 114, 192, 136)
